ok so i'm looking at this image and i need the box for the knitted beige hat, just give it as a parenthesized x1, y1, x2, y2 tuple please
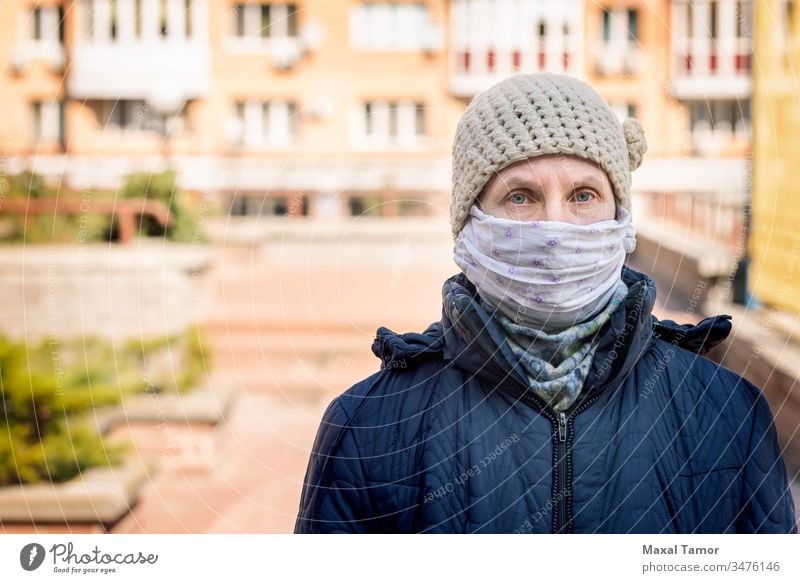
(450, 72, 647, 239)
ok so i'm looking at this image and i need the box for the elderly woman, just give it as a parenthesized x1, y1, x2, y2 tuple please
(294, 73, 797, 534)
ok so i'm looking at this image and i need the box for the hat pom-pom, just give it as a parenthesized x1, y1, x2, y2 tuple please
(622, 117, 647, 172)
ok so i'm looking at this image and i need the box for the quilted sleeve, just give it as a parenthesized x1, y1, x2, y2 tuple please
(294, 396, 375, 533)
(737, 389, 798, 533)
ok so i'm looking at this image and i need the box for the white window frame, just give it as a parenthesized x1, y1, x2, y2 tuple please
(228, 2, 299, 53)
(350, 2, 435, 52)
(352, 99, 426, 150)
(30, 100, 64, 146)
(231, 99, 298, 149)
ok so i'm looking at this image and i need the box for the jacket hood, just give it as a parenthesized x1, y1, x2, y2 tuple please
(372, 266, 732, 404)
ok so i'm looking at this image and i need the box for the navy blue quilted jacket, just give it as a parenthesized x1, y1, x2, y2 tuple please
(295, 266, 797, 533)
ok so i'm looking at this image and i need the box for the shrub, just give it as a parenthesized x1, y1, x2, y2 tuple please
(0, 326, 210, 485)
(119, 169, 207, 243)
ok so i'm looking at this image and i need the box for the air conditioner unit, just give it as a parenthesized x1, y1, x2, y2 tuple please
(272, 38, 303, 71)
(10, 51, 27, 75)
(422, 25, 444, 56)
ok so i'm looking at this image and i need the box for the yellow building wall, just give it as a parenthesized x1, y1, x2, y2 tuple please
(748, 0, 800, 313)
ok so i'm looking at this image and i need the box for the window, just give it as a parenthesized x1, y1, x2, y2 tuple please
(92, 100, 187, 134)
(351, 2, 433, 50)
(30, 100, 64, 146)
(229, 194, 248, 216)
(231, 100, 298, 148)
(233, 3, 298, 39)
(602, 9, 611, 42)
(31, 6, 63, 43)
(689, 99, 750, 136)
(710, 0, 717, 40)
(228, 194, 308, 217)
(81, 0, 199, 41)
(597, 7, 640, 75)
(359, 100, 425, 148)
(600, 7, 638, 44)
(347, 194, 427, 217)
(415, 103, 425, 135)
(627, 9, 638, 41)
(160, 0, 168, 36)
(185, 0, 193, 37)
(735, 1, 749, 37)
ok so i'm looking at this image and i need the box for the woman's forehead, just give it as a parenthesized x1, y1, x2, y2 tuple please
(490, 156, 610, 188)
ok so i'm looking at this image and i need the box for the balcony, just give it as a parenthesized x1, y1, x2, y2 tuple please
(671, 39, 751, 99)
(67, 0, 211, 106)
(68, 42, 210, 106)
(594, 41, 641, 76)
(449, 49, 577, 97)
(10, 40, 64, 73)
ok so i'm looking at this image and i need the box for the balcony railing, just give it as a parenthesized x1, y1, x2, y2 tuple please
(594, 41, 641, 76)
(671, 38, 751, 99)
(449, 48, 577, 97)
(11, 40, 64, 73)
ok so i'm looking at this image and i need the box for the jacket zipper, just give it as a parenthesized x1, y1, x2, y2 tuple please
(451, 297, 626, 533)
(517, 382, 616, 533)
(556, 411, 567, 533)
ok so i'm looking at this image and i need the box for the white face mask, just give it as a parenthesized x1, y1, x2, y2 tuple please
(453, 204, 637, 332)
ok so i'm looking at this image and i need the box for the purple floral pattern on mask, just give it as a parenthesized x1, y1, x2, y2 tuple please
(452, 206, 634, 333)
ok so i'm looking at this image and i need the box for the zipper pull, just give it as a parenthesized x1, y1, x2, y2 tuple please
(558, 411, 567, 442)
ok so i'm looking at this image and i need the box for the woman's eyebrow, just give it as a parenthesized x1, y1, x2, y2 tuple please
(496, 174, 606, 190)
(569, 175, 605, 189)
(497, 175, 541, 189)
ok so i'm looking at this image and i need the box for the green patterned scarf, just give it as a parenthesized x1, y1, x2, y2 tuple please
(479, 279, 629, 412)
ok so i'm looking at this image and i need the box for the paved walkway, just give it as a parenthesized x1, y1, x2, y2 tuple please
(113, 392, 327, 533)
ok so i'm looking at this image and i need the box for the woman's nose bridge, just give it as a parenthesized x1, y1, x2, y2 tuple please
(541, 181, 568, 221)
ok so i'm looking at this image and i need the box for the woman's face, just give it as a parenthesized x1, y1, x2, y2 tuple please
(476, 154, 617, 224)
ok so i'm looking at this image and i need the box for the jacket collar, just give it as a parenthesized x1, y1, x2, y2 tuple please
(371, 266, 732, 411)
(439, 264, 732, 409)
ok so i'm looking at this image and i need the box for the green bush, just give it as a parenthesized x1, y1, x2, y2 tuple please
(124, 325, 210, 395)
(119, 169, 207, 243)
(0, 326, 210, 486)
(0, 170, 209, 244)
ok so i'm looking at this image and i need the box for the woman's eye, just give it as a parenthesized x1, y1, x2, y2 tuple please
(509, 193, 527, 205)
(574, 191, 595, 203)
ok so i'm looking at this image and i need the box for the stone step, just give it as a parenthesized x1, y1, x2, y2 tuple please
(111, 393, 328, 533)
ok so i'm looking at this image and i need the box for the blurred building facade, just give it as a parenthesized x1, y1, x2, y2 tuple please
(0, 0, 751, 237)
